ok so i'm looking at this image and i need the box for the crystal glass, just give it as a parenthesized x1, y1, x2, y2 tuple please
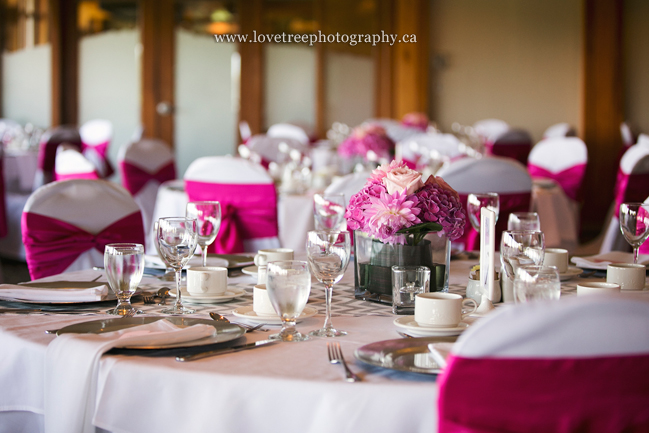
(104, 243, 145, 316)
(157, 217, 199, 314)
(266, 260, 311, 342)
(467, 193, 500, 232)
(307, 230, 351, 337)
(313, 193, 346, 231)
(500, 230, 546, 281)
(391, 265, 431, 315)
(508, 212, 541, 231)
(186, 201, 221, 267)
(513, 265, 561, 302)
(153, 219, 176, 281)
(619, 202, 649, 264)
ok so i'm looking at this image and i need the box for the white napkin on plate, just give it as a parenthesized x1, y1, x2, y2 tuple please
(44, 320, 216, 433)
(0, 284, 108, 302)
(571, 252, 649, 270)
(427, 342, 455, 369)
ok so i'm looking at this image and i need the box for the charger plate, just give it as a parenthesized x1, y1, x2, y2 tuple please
(55, 317, 245, 349)
(355, 336, 458, 375)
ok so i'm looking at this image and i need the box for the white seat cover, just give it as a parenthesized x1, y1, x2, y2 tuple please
(543, 122, 575, 139)
(397, 133, 463, 162)
(473, 119, 510, 142)
(79, 119, 112, 146)
(54, 147, 97, 177)
(436, 156, 532, 193)
(246, 135, 309, 163)
(528, 137, 588, 173)
(266, 123, 310, 145)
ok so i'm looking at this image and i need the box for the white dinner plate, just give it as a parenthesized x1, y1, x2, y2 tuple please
(241, 266, 259, 277)
(169, 287, 247, 304)
(232, 305, 318, 324)
(393, 316, 470, 337)
(559, 267, 583, 281)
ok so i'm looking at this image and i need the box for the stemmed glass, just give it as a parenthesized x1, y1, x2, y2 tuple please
(186, 201, 221, 267)
(157, 217, 199, 315)
(513, 265, 561, 302)
(104, 243, 145, 316)
(500, 230, 546, 284)
(153, 220, 176, 281)
(306, 230, 351, 337)
(508, 212, 541, 231)
(467, 193, 500, 232)
(313, 193, 346, 231)
(266, 260, 311, 342)
(619, 202, 649, 264)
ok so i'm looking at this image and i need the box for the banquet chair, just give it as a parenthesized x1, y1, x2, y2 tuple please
(365, 118, 422, 143)
(22, 179, 145, 279)
(542, 122, 576, 139)
(79, 119, 114, 178)
(34, 125, 82, 188)
(436, 157, 532, 251)
(54, 146, 99, 181)
(472, 118, 510, 143)
(527, 136, 588, 201)
(600, 141, 649, 253)
(184, 156, 280, 254)
(486, 128, 533, 166)
(266, 123, 310, 145)
(621, 121, 637, 148)
(118, 138, 176, 244)
(397, 133, 464, 170)
(438, 296, 649, 433)
(246, 135, 308, 165)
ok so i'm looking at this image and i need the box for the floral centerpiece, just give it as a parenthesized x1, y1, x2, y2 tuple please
(401, 112, 429, 131)
(345, 160, 466, 302)
(337, 123, 394, 162)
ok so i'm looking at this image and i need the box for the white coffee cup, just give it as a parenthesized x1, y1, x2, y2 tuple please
(186, 266, 228, 295)
(253, 284, 277, 316)
(543, 248, 569, 273)
(254, 248, 294, 267)
(606, 263, 646, 291)
(577, 282, 621, 296)
(414, 293, 477, 328)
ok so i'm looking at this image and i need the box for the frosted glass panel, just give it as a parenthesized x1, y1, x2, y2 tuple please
(264, 45, 316, 130)
(326, 51, 374, 128)
(79, 29, 140, 180)
(175, 29, 237, 177)
(2, 44, 52, 128)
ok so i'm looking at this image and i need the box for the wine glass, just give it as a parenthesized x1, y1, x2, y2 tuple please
(513, 265, 561, 303)
(306, 230, 351, 337)
(467, 193, 500, 232)
(104, 243, 145, 316)
(500, 230, 546, 282)
(153, 220, 176, 281)
(313, 193, 346, 231)
(619, 202, 649, 264)
(266, 260, 311, 342)
(157, 217, 199, 315)
(508, 212, 541, 231)
(186, 201, 221, 267)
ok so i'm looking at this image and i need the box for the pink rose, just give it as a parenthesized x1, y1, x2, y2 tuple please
(383, 166, 424, 195)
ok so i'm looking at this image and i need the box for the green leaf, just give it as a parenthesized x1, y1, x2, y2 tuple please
(396, 222, 443, 235)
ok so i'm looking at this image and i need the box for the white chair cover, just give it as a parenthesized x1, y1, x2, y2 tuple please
(267, 123, 310, 145)
(472, 119, 510, 143)
(620, 122, 636, 147)
(364, 118, 421, 143)
(246, 135, 309, 163)
(436, 156, 532, 194)
(325, 171, 373, 202)
(397, 133, 464, 166)
(79, 119, 113, 178)
(542, 122, 576, 139)
(54, 147, 98, 180)
(528, 137, 588, 174)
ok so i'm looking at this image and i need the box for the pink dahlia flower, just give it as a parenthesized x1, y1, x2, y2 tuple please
(364, 189, 421, 244)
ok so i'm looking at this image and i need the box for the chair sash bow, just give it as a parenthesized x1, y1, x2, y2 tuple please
(528, 163, 586, 201)
(120, 161, 176, 196)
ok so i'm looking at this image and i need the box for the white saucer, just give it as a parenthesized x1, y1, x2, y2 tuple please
(393, 316, 470, 337)
(232, 305, 318, 324)
(169, 287, 247, 304)
(241, 266, 259, 277)
(559, 267, 583, 281)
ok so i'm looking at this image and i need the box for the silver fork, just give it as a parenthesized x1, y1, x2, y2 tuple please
(327, 342, 361, 382)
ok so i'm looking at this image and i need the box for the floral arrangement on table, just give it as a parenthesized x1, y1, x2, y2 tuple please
(401, 112, 429, 131)
(345, 160, 466, 246)
(337, 123, 394, 161)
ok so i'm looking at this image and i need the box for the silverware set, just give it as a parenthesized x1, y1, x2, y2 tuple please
(327, 342, 361, 382)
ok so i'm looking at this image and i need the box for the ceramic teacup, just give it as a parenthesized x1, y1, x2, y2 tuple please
(577, 282, 621, 296)
(543, 248, 569, 273)
(253, 284, 278, 316)
(254, 248, 294, 267)
(414, 293, 477, 328)
(606, 263, 646, 291)
(186, 266, 228, 295)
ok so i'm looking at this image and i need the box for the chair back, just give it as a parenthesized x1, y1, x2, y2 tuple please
(542, 122, 576, 139)
(365, 118, 421, 143)
(621, 121, 636, 148)
(528, 137, 588, 200)
(22, 179, 145, 279)
(473, 119, 509, 143)
(267, 123, 310, 145)
(437, 157, 532, 251)
(438, 296, 649, 433)
(35, 126, 82, 187)
(246, 135, 308, 165)
(54, 146, 99, 181)
(184, 156, 279, 253)
(79, 119, 114, 178)
(486, 128, 532, 165)
(397, 133, 463, 170)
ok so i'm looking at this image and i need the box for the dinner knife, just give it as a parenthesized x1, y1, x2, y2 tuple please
(175, 339, 278, 362)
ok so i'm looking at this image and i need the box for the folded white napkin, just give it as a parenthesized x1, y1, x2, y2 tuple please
(427, 342, 455, 369)
(0, 284, 108, 302)
(45, 320, 216, 433)
(571, 252, 649, 270)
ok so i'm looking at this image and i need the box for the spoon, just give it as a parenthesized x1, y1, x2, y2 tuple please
(209, 312, 267, 332)
(155, 287, 170, 305)
(209, 312, 230, 323)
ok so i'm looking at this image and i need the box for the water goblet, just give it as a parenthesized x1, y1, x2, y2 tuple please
(157, 217, 199, 315)
(500, 230, 546, 281)
(508, 212, 541, 231)
(306, 230, 351, 337)
(513, 265, 561, 302)
(266, 260, 311, 342)
(104, 243, 145, 316)
(186, 201, 222, 267)
(467, 193, 500, 232)
(313, 193, 346, 231)
(619, 202, 649, 264)
(153, 220, 177, 281)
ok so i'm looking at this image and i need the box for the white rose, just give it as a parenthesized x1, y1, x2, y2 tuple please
(383, 167, 423, 195)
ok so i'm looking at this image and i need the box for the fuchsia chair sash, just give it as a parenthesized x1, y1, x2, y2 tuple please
(457, 192, 531, 251)
(185, 181, 278, 254)
(438, 354, 649, 433)
(119, 161, 176, 196)
(485, 141, 531, 166)
(613, 168, 649, 215)
(82, 141, 114, 178)
(22, 211, 145, 279)
(528, 163, 586, 201)
(54, 171, 99, 182)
